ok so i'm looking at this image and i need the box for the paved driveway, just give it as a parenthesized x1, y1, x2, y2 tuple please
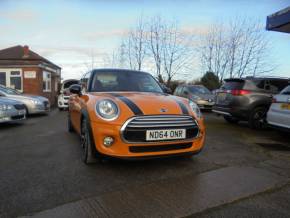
(0, 110, 289, 218)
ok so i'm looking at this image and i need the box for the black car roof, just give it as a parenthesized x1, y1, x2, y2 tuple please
(91, 68, 151, 76)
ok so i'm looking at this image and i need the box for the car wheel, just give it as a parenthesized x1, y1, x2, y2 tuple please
(249, 107, 268, 129)
(223, 115, 239, 124)
(58, 107, 63, 111)
(68, 114, 74, 132)
(80, 118, 97, 164)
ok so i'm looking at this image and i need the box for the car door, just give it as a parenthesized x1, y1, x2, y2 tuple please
(270, 86, 290, 127)
(70, 72, 91, 132)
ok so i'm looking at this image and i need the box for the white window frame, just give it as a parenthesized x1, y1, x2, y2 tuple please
(43, 71, 51, 92)
(0, 68, 23, 92)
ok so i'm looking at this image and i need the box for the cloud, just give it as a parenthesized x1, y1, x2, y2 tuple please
(0, 9, 39, 22)
(81, 29, 128, 41)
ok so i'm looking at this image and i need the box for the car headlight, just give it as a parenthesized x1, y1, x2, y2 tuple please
(96, 99, 119, 120)
(30, 99, 42, 105)
(189, 100, 202, 119)
(0, 104, 13, 111)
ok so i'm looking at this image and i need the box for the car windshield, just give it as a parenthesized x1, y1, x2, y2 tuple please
(90, 71, 163, 93)
(188, 86, 211, 94)
(281, 86, 290, 95)
(63, 80, 79, 89)
(0, 86, 21, 95)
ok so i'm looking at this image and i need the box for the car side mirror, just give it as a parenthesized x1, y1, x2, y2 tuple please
(163, 87, 172, 94)
(184, 90, 189, 95)
(69, 84, 82, 96)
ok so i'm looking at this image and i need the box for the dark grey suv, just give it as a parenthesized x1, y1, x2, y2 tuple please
(213, 77, 289, 129)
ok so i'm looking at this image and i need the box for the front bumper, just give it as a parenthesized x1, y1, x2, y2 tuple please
(58, 95, 70, 108)
(90, 119, 205, 158)
(212, 105, 249, 120)
(28, 103, 50, 114)
(196, 100, 215, 110)
(0, 109, 26, 123)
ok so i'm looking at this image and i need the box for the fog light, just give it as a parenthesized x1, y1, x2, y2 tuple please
(103, 137, 114, 147)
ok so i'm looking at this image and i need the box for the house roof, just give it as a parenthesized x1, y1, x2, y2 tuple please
(0, 45, 61, 69)
(266, 6, 290, 33)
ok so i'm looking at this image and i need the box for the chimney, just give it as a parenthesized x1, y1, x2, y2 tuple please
(23, 45, 29, 58)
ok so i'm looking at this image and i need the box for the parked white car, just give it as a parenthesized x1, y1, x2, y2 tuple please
(58, 79, 79, 110)
(267, 85, 290, 131)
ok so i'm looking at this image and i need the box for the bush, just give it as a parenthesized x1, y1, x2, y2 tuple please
(200, 72, 221, 91)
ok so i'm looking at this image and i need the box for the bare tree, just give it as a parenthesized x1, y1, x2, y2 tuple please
(147, 16, 165, 81)
(123, 17, 147, 70)
(162, 21, 193, 85)
(199, 17, 274, 80)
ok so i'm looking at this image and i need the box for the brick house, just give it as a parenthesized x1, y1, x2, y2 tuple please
(0, 45, 61, 105)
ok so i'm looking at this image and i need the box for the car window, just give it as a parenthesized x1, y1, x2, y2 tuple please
(188, 86, 211, 94)
(281, 86, 290, 95)
(80, 72, 91, 92)
(174, 86, 180, 95)
(63, 80, 79, 89)
(89, 70, 163, 93)
(221, 80, 245, 90)
(0, 86, 20, 95)
(269, 80, 289, 92)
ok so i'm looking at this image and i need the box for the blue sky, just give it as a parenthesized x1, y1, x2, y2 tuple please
(0, 0, 289, 80)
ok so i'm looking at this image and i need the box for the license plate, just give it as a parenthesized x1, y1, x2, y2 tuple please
(281, 103, 290, 110)
(146, 129, 186, 141)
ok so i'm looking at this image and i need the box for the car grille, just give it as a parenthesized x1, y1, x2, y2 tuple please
(11, 115, 25, 120)
(121, 115, 199, 143)
(13, 104, 25, 110)
(43, 101, 49, 109)
(129, 142, 192, 153)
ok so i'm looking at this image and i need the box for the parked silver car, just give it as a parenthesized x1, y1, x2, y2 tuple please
(267, 85, 290, 132)
(0, 86, 50, 115)
(174, 85, 215, 110)
(0, 97, 26, 123)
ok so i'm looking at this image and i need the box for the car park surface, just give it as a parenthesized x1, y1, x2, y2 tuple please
(0, 110, 290, 218)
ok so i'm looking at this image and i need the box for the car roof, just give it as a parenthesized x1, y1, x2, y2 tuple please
(224, 77, 290, 82)
(91, 68, 151, 76)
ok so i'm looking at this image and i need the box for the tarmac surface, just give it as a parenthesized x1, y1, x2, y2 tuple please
(0, 110, 290, 218)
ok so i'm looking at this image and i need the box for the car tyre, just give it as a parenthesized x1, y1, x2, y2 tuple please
(223, 115, 239, 124)
(248, 107, 268, 129)
(68, 114, 74, 132)
(81, 118, 97, 164)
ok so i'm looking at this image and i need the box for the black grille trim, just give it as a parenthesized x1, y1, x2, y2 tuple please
(129, 143, 192, 153)
(13, 104, 25, 110)
(121, 115, 199, 143)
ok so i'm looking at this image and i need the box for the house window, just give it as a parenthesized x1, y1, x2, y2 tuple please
(43, 71, 51, 92)
(10, 71, 22, 90)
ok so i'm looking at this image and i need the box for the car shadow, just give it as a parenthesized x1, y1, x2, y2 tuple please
(0, 122, 25, 130)
(256, 142, 290, 151)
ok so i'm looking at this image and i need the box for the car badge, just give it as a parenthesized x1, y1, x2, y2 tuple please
(160, 108, 168, 112)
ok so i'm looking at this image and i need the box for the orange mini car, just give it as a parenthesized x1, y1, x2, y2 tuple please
(68, 69, 205, 164)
